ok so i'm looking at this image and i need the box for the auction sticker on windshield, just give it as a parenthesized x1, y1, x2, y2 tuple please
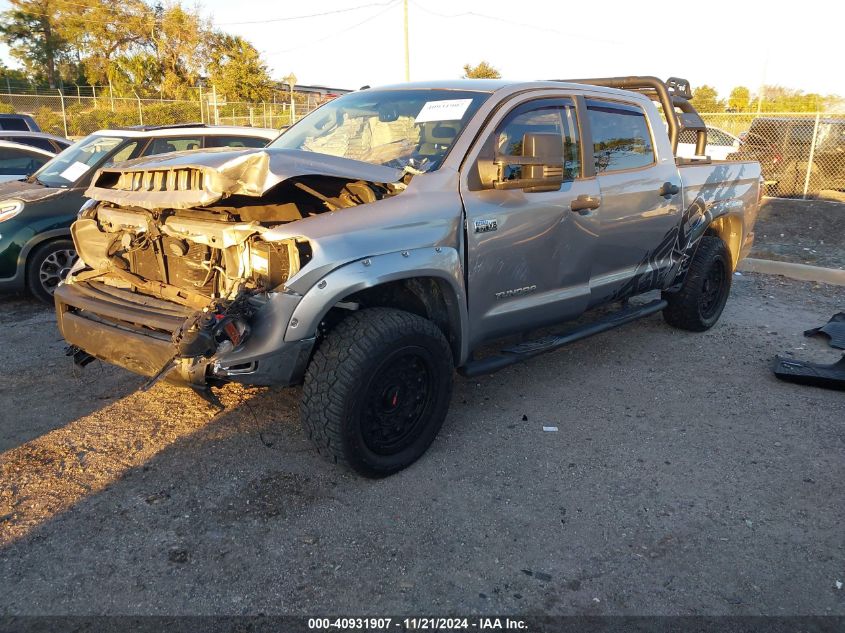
(415, 99, 473, 123)
(58, 161, 90, 182)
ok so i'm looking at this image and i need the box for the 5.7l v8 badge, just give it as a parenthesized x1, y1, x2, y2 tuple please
(474, 218, 498, 233)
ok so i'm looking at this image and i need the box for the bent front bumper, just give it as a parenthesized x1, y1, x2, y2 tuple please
(54, 281, 314, 387)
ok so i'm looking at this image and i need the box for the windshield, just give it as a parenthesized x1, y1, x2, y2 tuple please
(269, 89, 490, 173)
(31, 135, 126, 187)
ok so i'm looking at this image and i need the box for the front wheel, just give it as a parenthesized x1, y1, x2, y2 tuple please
(662, 236, 732, 332)
(26, 239, 77, 305)
(301, 308, 454, 477)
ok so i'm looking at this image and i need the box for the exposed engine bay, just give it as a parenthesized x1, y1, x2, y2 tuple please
(61, 160, 405, 389)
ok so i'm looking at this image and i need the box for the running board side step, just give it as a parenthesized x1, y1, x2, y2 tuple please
(458, 299, 668, 378)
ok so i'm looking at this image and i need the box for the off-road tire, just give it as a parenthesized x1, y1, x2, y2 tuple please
(301, 307, 454, 477)
(662, 236, 732, 332)
(26, 239, 77, 305)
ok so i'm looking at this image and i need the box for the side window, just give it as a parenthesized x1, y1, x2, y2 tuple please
(586, 100, 654, 173)
(0, 147, 49, 174)
(0, 118, 29, 131)
(7, 137, 57, 152)
(145, 136, 203, 156)
(204, 135, 269, 149)
(103, 141, 140, 166)
(494, 99, 581, 182)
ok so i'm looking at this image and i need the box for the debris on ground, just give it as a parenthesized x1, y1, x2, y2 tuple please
(804, 312, 845, 349)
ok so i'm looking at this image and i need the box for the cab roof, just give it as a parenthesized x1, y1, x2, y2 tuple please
(363, 79, 647, 100)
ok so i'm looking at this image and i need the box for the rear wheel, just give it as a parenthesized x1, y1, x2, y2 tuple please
(26, 239, 77, 305)
(662, 236, 732, 332)
(301, 307, 454, 477)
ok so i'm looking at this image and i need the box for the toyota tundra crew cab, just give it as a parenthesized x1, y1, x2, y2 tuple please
(55, 76, 762, 477)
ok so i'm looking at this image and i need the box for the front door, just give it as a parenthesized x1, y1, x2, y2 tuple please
(460, 96, 602, 348)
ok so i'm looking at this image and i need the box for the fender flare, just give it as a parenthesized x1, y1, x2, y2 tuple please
(284, 246, 470, 365)
(666, 196, 746, 289)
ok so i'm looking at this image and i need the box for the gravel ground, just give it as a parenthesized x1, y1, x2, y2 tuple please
(0, 272, 843, 616)
(750, 197, 844, 269)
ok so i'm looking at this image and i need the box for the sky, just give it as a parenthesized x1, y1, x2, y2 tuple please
(1, 0, 842, 99)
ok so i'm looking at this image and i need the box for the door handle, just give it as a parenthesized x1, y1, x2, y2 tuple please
(570, 195, 601, 214)
(659, 182, 680, 198)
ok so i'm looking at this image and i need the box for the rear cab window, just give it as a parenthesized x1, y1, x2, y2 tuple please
(586, 99, 654, 173)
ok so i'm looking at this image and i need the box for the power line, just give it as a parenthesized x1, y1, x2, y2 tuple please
(0, 0, 399, 29)
(262, 1, 399, 55)
(216, 1, 397, 26)
(408, 0, 625, 45)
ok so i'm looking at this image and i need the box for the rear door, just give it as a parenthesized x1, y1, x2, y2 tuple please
(584, 98, 682, 306)
(460, 95, 602, 346)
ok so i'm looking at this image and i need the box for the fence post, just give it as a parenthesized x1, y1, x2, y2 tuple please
(91, 84, 96, 100)
(212, 85, 219, 125)
(134, 91, 143, 126)
(108, 80, 115, 112)
(58, 89, 68, 138)
(802, 112, 822, 199)
(199, 86, 204, 124)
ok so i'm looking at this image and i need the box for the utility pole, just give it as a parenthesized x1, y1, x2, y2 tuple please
(756, 52, 768, 115)
(403, 0, 410, 81)
(283, 73, 297, 125)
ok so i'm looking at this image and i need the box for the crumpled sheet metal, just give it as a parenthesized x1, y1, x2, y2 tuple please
(84, 148, 403, 212)
(804, 312, 845, 350)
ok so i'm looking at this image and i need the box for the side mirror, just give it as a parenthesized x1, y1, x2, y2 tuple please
(492, 133, 564, 192)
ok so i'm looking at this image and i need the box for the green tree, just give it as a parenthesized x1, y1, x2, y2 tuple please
(462, 61, 500, 79)
(727, 86, 750, 112)
(690, 85, 724, 112)
(152, 4, 207, 99)
(61, 0, 153, 88)
(0, 0, 70, 88)
(206, 32, 272, 102)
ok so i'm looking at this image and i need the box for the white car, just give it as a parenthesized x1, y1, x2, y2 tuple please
(0, 139, 55, 183)
(677, 126, 741, 160)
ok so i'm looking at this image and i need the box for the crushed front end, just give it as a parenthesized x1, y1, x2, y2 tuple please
(56, 203, 315, 388)
(55, 149, 404, 388)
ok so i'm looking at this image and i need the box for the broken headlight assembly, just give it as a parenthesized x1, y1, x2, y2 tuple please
(0, 199, 24, 223)
(248, 239, 304, 290)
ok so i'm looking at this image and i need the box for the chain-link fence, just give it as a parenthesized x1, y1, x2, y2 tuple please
(0, 87, 323, 138)
(697, 112, 845, 199)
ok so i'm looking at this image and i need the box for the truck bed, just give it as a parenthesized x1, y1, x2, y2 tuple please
(679, 159, 761, 265)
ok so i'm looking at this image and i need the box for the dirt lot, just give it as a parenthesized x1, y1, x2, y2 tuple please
(0, 271, 843, 616)
(750, 197, 844, 269)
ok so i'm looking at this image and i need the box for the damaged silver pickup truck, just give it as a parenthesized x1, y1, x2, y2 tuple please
(56, 76, 762, 476)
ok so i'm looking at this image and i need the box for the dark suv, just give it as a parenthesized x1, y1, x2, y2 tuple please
(735, 116, 845, 196)
(0, 113, 41, 132)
